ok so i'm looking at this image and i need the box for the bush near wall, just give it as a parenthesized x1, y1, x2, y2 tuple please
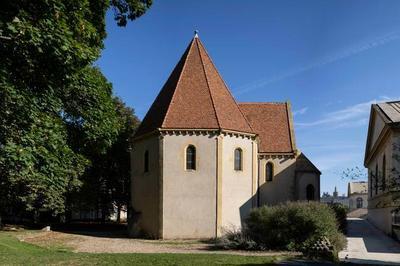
(328, 203, 348, 234)
(217, 202, 346, 261)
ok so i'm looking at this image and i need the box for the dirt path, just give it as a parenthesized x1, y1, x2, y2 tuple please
(19, 230, 297, 257)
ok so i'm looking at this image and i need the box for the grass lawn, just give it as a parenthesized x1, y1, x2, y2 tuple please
(0, 231, 287, 265)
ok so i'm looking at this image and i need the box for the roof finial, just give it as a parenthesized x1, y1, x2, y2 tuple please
(194, 30, 199, 38)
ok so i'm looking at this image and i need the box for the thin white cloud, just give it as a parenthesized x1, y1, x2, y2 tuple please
(295, 97, 398, 128)
(380, 95, 396, 101)
(293, 107, 308, 116)
(312, 152, 363, 171)
(329, 118, 369, 129)
(234, 31, 400, 95)
(301, 142, 360, 151)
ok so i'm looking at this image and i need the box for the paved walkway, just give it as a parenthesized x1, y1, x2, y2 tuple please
(339, 218, 400, 265)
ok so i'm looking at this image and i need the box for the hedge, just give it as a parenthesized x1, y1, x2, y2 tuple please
(217, 201, 346, 261)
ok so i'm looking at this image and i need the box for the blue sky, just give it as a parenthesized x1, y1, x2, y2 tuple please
(97, 0, 400, 196)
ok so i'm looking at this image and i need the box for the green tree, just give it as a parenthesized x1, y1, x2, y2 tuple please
(106, 98, 139, 222)
(69, 97, 139, 223)
(0, 0, 151, 222)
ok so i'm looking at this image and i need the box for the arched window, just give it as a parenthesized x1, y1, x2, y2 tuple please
(186, 145, 196, 170)
(234, 148, 243, 171)
(382, 155, 386, 191)
(265, 162, 273, 182)
(375, 164, 378, 195)
(144, 150, 149, 173)
(356, 197, 363, 208)
(369, 171, 373, 197)
(306, 184, 315, 201)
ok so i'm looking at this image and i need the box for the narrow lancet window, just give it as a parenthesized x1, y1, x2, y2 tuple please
(186, 145, 196, 170)
(234, 148, 243, 171)
(265, 162, 273, 182)
(144, 150, 149, 173)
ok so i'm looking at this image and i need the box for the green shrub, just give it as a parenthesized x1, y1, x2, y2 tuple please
(244, 201, 346, 258)
(329, 203, 348, 234)
(215, 227, 257, 250)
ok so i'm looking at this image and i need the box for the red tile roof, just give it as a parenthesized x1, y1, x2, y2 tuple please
(134, 36, 253, 138)
(134, 36, 298, 155)
(238, 103, 296, 153)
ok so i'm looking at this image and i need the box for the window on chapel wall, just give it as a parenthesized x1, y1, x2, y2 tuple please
(234, 148, 243, 171)
(186, 145, 196, 170)
(144, 150, 149, 173)
(265, 162, 273, 182)
(306, 184, 315, 201)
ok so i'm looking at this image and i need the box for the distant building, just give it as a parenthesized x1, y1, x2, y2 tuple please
(129, 35, 321, 239)
(365, 101, 400, 235)
(320, 186, 349, 207)
(348, 182, 368, 210)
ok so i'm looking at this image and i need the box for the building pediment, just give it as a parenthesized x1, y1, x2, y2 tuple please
(364, 102, 400, 166)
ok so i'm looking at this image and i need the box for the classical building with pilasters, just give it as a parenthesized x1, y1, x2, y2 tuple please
(365, 101, 400, 236)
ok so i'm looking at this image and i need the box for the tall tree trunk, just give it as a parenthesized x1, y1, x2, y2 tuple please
(117, 204, 121, 223)
(96, 202, 100, 221)
(101, 201, 106, 224)
(33, 210, 39, 224)
(101, 208, 106, 224)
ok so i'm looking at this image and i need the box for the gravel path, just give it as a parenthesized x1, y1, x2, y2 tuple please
(20, 231, 297, 257)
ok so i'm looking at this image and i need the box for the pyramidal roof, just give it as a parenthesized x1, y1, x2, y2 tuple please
(134, 36, 254, 138)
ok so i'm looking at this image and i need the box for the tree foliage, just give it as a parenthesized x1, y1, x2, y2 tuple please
(342, 143, 400, 212)
(69, 97, 139, 222)
(111, 0, 152, 26)
(0, 0, 150, 217)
